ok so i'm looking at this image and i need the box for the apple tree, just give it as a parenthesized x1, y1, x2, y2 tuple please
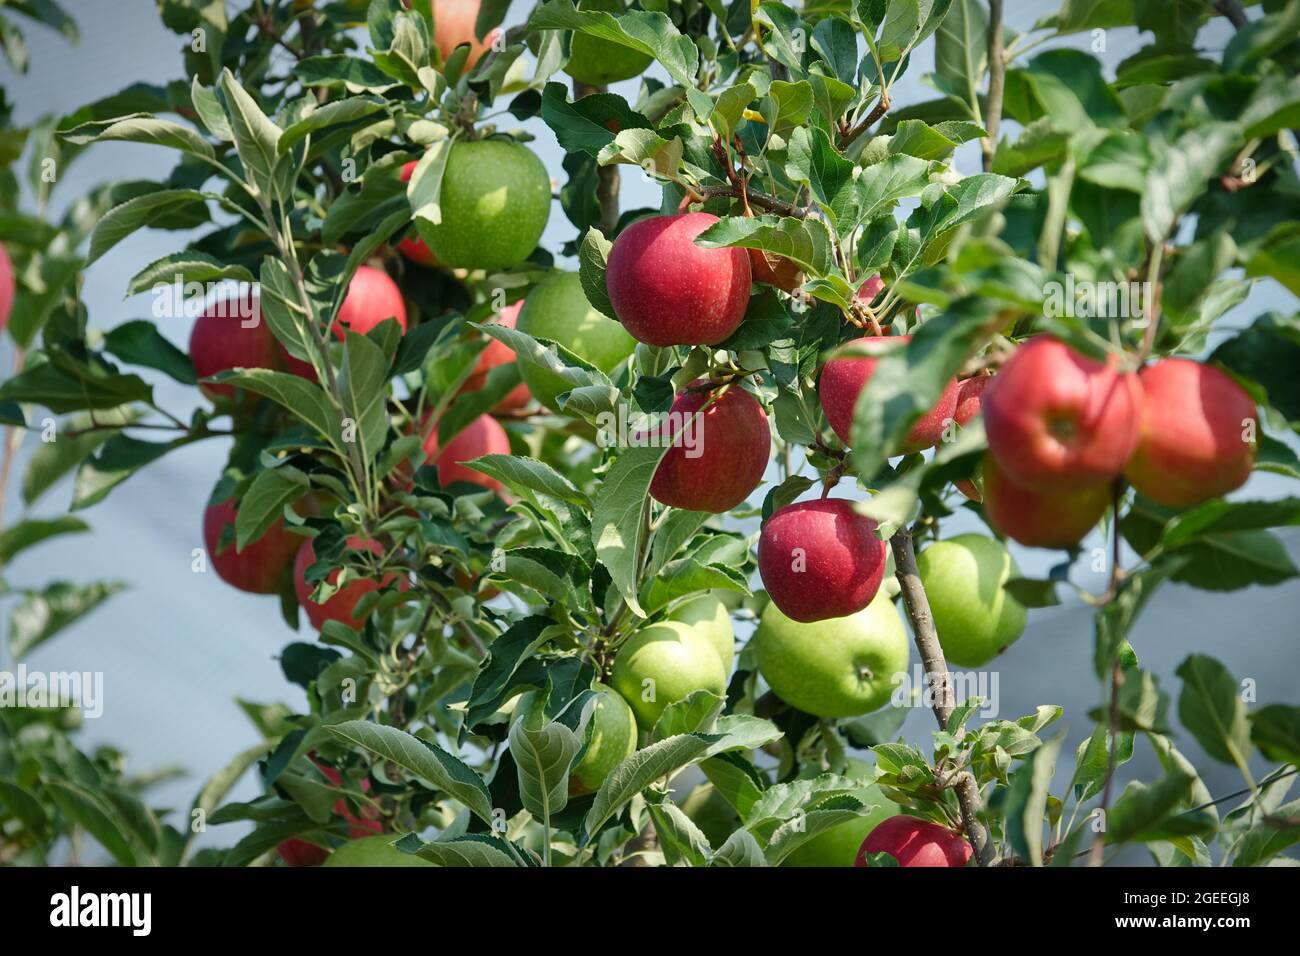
(1, 0, 1299, 868)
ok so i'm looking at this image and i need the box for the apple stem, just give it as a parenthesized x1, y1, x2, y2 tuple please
(890, 526, 995, 866)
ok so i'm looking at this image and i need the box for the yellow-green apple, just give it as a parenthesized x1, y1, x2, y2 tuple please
(982, 336, 1143, 491)
(0, 243, 14, 330)
(334, 265, 407, 338)
(647, 382, 770, 513)
(606, 212, 751, 346)
(819, 336, 960, 454)
(189, 291, 281, 402)
(854, 815, 971, 867)
(1124, 358, 1258, 507)
(421, 414, 511, 493)
(757, 498, 885, 623)
(461, 300, 531, 411)
(397, 161, 440, 267)
(202, 497, 300, 595)
(417, 140, 551, 271)
(294, 536, 405, 631)
(785, 780, 897, 867)
(916, 533, 1027, 667)
(668, 592, 734, 672)
(569, 683, 638, 795)
(423, 0, 500, 66)
(516, 270, 635, 410)
(753, 593, 909, 718)
(981, 453, 1110, 548)
(611, 618, 728, 730)
(563, 0, 653, 85)
(323, 835, 435, 867)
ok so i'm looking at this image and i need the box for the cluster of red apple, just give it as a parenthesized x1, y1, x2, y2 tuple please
(974, 336, 1259, 548)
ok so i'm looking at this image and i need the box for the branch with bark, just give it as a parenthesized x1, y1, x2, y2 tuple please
(890, 526, 995, 866)
(982, 0, 1006, 172)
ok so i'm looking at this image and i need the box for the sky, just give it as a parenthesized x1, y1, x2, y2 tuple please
(0, 1, 1297, 863)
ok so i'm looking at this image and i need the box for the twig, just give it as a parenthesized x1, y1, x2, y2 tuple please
(982, 0, 1005, 172)
(574, 80, 621, 235)
(838, 88, 891, 150)
(698, 185, 807, 218)
(890, 526, 994, 866)
(1214, 0, 1248, 28)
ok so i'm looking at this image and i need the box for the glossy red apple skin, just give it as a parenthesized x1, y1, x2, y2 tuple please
(397, 160, 440, 267)
(427, 0, 500, 66)
(648, 382, 770, 514)
(461, 301, 530, 411)
(981, 453, 1110, 549)
(748, 248, 802, 292)
(854, 815, 971, 867)
(190, 291, 281, 401)
(1125, 358, 1258, 508)
(954, 375, 990, 427)
(758, 498, 885, 623)
(0, 243, 15, 331)
(277, 759, 383, 867)
(421, 414, 511, 493)
(202, 497, 301, 595)
(335, 265, 408, 339)
(983, 336, 1143, 492)
(819, 336, 960, 455)
(606, 212, 751, 346)
(294, 536, 403, 631)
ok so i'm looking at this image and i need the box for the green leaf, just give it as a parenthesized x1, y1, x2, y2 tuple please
(235, 466, 309, 551)
(578, 226, 616, 320)
(125, 252, 254, 297)
(464, 455, 589, 508)
(508, 716, 582, 827)
(22, 408, 140, 507)
(102, 320, 197, 384)
(934, 0, 987, 120)
(539, 82, 652, 156)
(409, 833, 522, 867)
(326, 721, 495, 827)
(648, 799, 711, 866)
(87, 189, 211, 265)
(582, 733, 714, 840)
(1175, 655, 1252, 770)
(763, 796, 869, 865)
(694, 215, 837, 278)
(1251, 705, 1300, 766)
(1002, 734, 1062, 866)
(710, 826, 766, 866)
(8, 579, 124, 659)
(279, 96, 385, 155)
(652, 690, 725, 741)
(592, 445, 670, 618)
(72, 434, 189, 510)
(297, 55, 401, 93)
(218, 67, 283, 198)
(60, 113, 214, 160)
(44, 780, 136, 865)
(190, 77, 232, 141)
(1105, 770, 1196, 845)
(214, 369, 342, 451)
(0, 516, 88, 563)
(1141, 122, 1241, 242)
(0, 354, 152, 414)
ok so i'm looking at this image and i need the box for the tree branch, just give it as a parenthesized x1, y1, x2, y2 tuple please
(982, 0, 1006, 172)
(1214, 0, 1248, 28)
(838, 88, 891, 150)
(697, 185, 808, 218)
(890, 526, 994, 866)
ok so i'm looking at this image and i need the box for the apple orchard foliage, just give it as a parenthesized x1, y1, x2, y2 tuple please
(0, 0, 1299, 868)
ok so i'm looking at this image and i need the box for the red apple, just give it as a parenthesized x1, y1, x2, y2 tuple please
(1124, 358, 1258, 508)
(0, 243, 14, 331)
(202, 497, 301, 595)
(748, 248, 802, 292)
(421, 414, 511, 493)
(397, 160, 440, 268)
(954, 375, 990, 426)
(426, 0, 500, 66)
(277, 342, 317, 382)
(854, 815, 971, 867)
(981, 453, 1110, 549)
(758, 498, 885, 623)
(277, 757, 383, 867)
(647, 382, 770, 513)
(189, 291, 281, 402)
(606, 212, 751, 346)
(819, 336, 960, 454)
(294, 536, 404, 631)
(460, 301, 530, 411)
(334, 265, 408, 339)
(983, 336, 1143, 492)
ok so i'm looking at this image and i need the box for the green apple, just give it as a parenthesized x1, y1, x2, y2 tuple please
(570, 683, 639, 795)
(669, 592, 735, 673)
(680, 782, 741, 848)
(784, 782, 897, 867)
(417, 139, 551, 271)
(754, 593, 909, 718)
(323, 835, 435, 867)
(915, 533, 1028, 667)
(563, 0, 654, 86)
(611, 619, 728, 730)
(516, 271, 636, 410)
